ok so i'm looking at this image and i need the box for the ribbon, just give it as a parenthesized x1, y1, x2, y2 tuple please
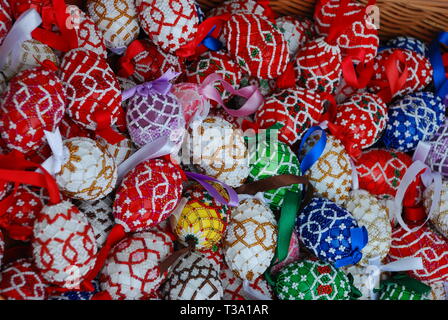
(31, 0, 79, 52)
(198, 73, 264, 117)
(334, 226, 368, 268)
(297, 126, 327, 173)
(0, 9, 42, 71)
(276, 62, 298, 89)
(117, 40, 148, 78)
(342, 55, 375, 89)
(176, 14, 230, 58)
(237, 192, 267, 204)
(326, 121, 362, 159)
(184, 171, 239, 207)
(429, 32, 448, 100)
(200, 25, 223, 51)
(93, 110, 126, 145)
(349, 158, 359, 190)
(242, 280, 273, 300)
(413, 141, 432, 163)
(41, 128, 69, 176)
(235, 175, 309, 196)
(264, 191, 302, 286)
(365, 257, 424, 300)
(122, 69, 180, 101)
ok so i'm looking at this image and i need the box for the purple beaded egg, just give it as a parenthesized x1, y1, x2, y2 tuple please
(425, 120, 448, 177)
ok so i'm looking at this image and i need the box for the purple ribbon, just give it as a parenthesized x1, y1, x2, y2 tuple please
(185, 171, 239, 207)
(122, 69, 181, 101)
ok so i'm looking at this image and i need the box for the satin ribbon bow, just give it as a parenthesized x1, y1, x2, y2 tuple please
(41, 128, 69, 176)
(122, 69, 181, 101)
(334, 226, 369, 268)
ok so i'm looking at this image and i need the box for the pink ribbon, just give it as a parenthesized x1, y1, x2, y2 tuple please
(198, 73, 264, 117)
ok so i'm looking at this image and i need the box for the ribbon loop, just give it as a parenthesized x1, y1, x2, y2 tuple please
(297, 126, 327, 173)
(41, 128, 68, 176)
(429, 32, 448, 100)
(334, 226, 368, 268)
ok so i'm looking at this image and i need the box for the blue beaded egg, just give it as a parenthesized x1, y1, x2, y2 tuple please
(382, 36, 429, 57)
(381, 92, 446, 153)
(295, 197, 368, 268)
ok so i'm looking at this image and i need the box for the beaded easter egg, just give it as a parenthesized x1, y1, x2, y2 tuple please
(126, 89, 185, 149)
(354, 149, 422, 207)
(161, 251, 223, 300)
(97, 136, 135, 166)
(296, 197, 367, 267)
(0, 0, 12, 45)
(10, 0, 51, 19)
(136, 0, 199, 53)
(275, 260, 353, 300)
(60, 48, 122, 132)
(220, 263, 274, 300)
(0, 229, 3, 267)
(388, 225, 448, 284)
(206, 0, 269, 18)
(424, 181, 448, 238)
(424, 121, 448, 177)
(381, 92, 446, 153)
(294, 37, 342, 94)
(384, 36, 429, 57)
(342, 264, 377, 300)
(0, 259, 47, 300)
(1, 39, 59, 82)
(299, 132, 352, 205)
(185, 51, 243, 103)
(223, 13, 289, 80)
(170, 184, 229, 250)
(247, 137, 302, 210)
(59, 114, 94, 140)
(113, 157, 184, 232)
(255, 88, 326, 145)
(270, 232, 301, 275)
(428, 281, 448, 300)
(119, 39, 184, 84)
(334, 93, 388, 151)
(0, 67, 65, 154)
(367, 48, 433, 100)
(223, 198, 277, 281)
(32, 200, 98, 287)
(276, 16, 308, 60)
(345, 190, 392, 265)
(86, 0, 140, 52)
(99, 230, 174, 300)
(314, 0, 379, 64)
(75, 196, 115, 247)
(55, 137, 117, 201)
(171, 82, 210, 128)
(377, 276, 430, 300)
(76, 8, 108, 59)
(186, 116, 249, 187)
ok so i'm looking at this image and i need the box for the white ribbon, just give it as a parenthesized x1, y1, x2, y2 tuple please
(349, 158, 359, 190)
(117, 135, 178, 181)
(0, 9, 42, 71)
(413, 141, 431, 163)
(242, 280, 272, 300)
(366, 256, 424, 300)
(41, 128, 69, 176)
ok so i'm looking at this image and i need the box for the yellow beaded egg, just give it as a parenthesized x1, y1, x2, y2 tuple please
(423, 181, 448, 238)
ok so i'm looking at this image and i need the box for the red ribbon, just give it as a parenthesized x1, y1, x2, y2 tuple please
(91, 291, 113, 300)
(31, 0, 79, 52)
(117, 40, 148, 78)
(403, 205, 427, 223)
(317, 92, 337, 123)
(257, 0, 277, 23)
(176, 13, 231, 58)
(276, 61, 297, 89)
(326, 122, 362, 159)
(93, 110, 126, 145)
(341, 52, 375, 89)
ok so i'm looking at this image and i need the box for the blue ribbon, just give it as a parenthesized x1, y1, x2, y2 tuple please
(199, 25, 223, 51)
(334, 226, 368, 268)
(429, 32, 448, 101)
(297, 126, 327, 173)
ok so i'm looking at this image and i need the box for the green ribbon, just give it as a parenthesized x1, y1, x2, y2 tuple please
(264, 190, 301, 287)
(347, 273, 362, 300)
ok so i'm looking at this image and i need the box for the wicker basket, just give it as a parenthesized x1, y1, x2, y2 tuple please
(197, 0, 448, 43)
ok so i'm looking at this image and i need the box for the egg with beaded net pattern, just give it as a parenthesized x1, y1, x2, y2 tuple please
(74, 196, 115, 248)
(0, 0, 12, 45)
(136, 0, 199, 53)
(424, 181, 448, 239)
(276, 16, 308, 60)
(275, 259, 353, 300)
(345, 189, 391, 266)
(427, 281, 448, 300)
(161, 251, 223, 300)
(73, 8, 108, 59)
(314, 0, 379, 64)
(60, 48, 122, 131)
(342, 264, 378, 300)
(170, 183, 229, 250)
(377, 279, 429, 300)
(367, 48, 433, 100)
(255, 88, 326, 146)
(381, 92, 446, 153)
(388, 224, 448, 284)
(223, 198, 277, 282)
(99, 229, 174, 300)
(206, 0, 270, 18)
(424, 121, 448, 178)
(223, 13, 289, 80)
(1, 39, 59, 83)
(185, 116, 249, 188)
(0, 229, 3, 268)
(384, 36, 429, 57)
(0, 259, 47, 300)
(334, 93, 388, 151)
(55, 137, 117, 201)
(247, 137, 302, 210)
(32, 200, 98, 288)
(0, 67, 65, 154)
(97, 135, 135, 166)
(86, 0, 140, 51)
(113, 157, 184, 232)
(220, 262, 274, 300)
(299, 132, 352, 205)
